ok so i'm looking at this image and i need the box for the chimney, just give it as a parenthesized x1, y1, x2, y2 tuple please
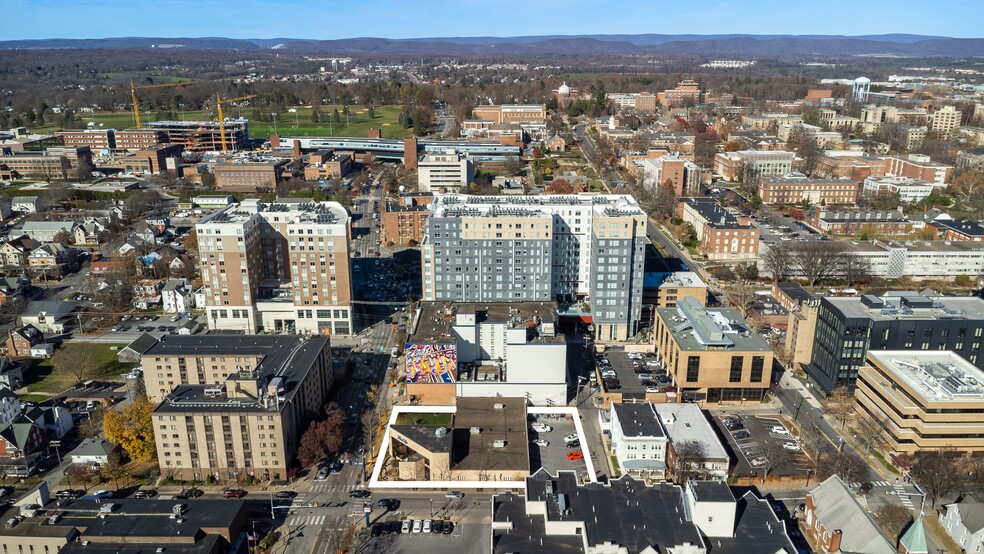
(269, 134, 281, 149)
(368, 128, 381, 139)
(292, 140, 301, 159)
(829, 529, 843, 553)
(403, 137, 418, 170)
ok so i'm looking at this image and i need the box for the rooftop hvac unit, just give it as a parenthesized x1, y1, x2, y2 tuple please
(493, 440, 506, 448)
(435, 427, 448, 438)
(470, 427, 481, 434)
(493, 403, 504, 410)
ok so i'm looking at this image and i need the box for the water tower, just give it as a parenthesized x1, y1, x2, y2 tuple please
(853, 77, 871, 102)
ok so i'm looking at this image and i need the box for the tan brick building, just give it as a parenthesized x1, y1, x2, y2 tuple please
(656, 272, 707, 308)
(677, 198, 759, 261)
(147, 334, 332, 481)
(653, 297, 774, 403)
(123, 144, 183, 175)
(196, 199, 353, 335)
(55, 129, 115, 150)
(657, 80, 702, 107)
(813, 209, 913, 236)
(472, 104, 547, 125)
(303, 149, 352, 181)
(758, 175, 858, 206)
(116, 129, 169, 151)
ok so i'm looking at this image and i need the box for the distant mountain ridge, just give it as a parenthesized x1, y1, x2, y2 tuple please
(0, 34, 981, 57)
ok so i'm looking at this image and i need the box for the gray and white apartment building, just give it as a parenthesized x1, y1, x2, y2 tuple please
(421, 194, 647, 341)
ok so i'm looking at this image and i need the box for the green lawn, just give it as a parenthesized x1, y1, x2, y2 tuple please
(25, 343, 133, 394)
(62, 104, 411, 140)
(395, 413, 453, 426)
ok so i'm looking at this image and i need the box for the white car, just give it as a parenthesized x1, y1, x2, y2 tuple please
(770, 425, 790, 434)
(401, 520, 411, 534)
(412, 519, 422, 533)
(532, 439, 549, 447)
(423, 520, 432, 533)
(627, 353, 642, 360)
(531, 423, 552, 433)
(563, 433, 579, 444)
(782, 441, 800, 451)
(646, 360, 662, 367)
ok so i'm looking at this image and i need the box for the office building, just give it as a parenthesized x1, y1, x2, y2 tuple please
(196, 199, 353, 335)
(421, 194, 647, 341)
(885, 153, 953, 185)
(957, 147, 984, 172)
(653, 297, 774, 403)
(637, 154, 701, 196)
(657, 80, 702, 107)
(863, 175, 939, 203)
(115, 129, 170, 151)
(775, 283, 821, 367)
(146, 119, 248, 153)
(758, 174, 858, 206)
(807, 293, 984, 393)
(677, 198, 759, 261)
(213, 160, 289, 191)
(741, 113, 804, 130)
(856, 350, 984, 453)
(929, 105, 962, 141)
(713, 150, 794, 182)
(146, 334, 332, 481)
(417, 149, 474, 193)
(0, 148, 73, 180)
(55, 129, 115, 151)
(122, 144, 183, 175)
(472, 104, 546, 125)
(303, 149, 353, 180)
(493, 472, 795, 554)
(380, 192, 433, 247)
(404, 302, 567, 406)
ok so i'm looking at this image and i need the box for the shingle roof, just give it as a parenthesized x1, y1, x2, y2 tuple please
(808, 475, 896, 554)
(122, 333, 159, 355)
(953, 494, 984, 534)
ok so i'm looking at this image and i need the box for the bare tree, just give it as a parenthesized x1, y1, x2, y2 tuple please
(821, 386, 855, 430)
(724, 279, 756, 318)
(910, 447, 960, 509)
(951, 170, 984, 202)
(791, 241, 847, 287)
(800, 422, 833, 482)
(758, 439, 793, 480)
(873, 504, 913, 543)
(671, 440, 708, 483)
(842, 255, 873, 288)
(52, 343, 102, 384)
(761, 245, 794, 283)
(854, 412, 889, 455)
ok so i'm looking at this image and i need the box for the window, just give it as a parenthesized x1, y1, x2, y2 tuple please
(750, 356, 765, 382)
(686, 356, 700, 382)
(729, 356, 743, 383)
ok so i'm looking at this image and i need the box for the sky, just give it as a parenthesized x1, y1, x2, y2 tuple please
(4, 0, 982, 41)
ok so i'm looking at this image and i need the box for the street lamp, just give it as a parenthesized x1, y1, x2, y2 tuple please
(272, 113, 278, 135)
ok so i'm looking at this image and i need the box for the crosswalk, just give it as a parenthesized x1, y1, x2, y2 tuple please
(851, 480, 893, 488)
(310, 482, 360, 493)
(288, 514, 326, 527)
(894, 484, 915, 509)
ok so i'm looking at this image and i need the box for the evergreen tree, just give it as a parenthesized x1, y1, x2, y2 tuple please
(368, 105, 375, 119)
(311, 107, 322, 124)
(332, 109, 341, 125)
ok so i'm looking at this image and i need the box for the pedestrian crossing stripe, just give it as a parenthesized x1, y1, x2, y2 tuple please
(288, 515, 326, 527)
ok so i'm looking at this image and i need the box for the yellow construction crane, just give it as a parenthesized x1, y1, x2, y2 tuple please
(216, 94, 257, 152)
(129, 80, 193, 129)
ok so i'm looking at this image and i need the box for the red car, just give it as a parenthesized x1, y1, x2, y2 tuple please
(222, 489, 246, 498)
(566, 451, 584, 461)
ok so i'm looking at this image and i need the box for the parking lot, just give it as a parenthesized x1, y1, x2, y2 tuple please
(528, 415, 589, 475)
(597, 349, 671, 401)
(711, 413, 811, 478)
(378, 521, 485, 553)
(757, 212, 824, 248)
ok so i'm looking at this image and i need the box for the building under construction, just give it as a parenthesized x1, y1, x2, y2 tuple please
(145, 119, 249, 153)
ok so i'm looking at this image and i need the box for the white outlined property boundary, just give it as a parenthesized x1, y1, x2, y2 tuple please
(367, 404, 596, 490)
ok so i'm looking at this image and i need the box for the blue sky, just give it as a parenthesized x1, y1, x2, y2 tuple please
(5, 0, 981, 40)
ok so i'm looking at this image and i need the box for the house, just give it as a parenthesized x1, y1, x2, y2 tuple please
(5, 325, 50, 360)
(27, 242, 77, 278)
(13, 221, 75, 243)
(0, 389, 21, 427)
(653, 403, 730, 479)
(0, 275, 30, 306)
(608, 403, 668, 479)
(130, 221, 159, 245)
(89, 254, 121, 274)
(131, 278, 164, 309)
(940, 494, 984, 554)
(0, 417, 47, 459)
(117, 241, 141, 256)
(19, 300, 78, 334)
(0, 236, 39, 268)
(71, 219, 106, 246)
(145, 216, 171, 234)
(161, 278, 193, 313)
(546, 135, 567, 152)
(168, 253, 195, 273)
(71, 437, 123, 466)
(117, 333, 158, 364)
(0, 360, 25, 390)
(21, 404, 73, 439)
(10, 196, 41, 214)
(176, 317, 203, 335)
(803, 475, 896, 554)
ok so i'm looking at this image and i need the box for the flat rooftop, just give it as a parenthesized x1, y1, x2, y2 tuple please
(452, 397, 530, 474)
(824, 294, 984, 321)
(653, 404, 730, 461)
(410, 301, 561, 344)
(613, 404, 665, 438)
(658, 271, 707, 289)
(868, 350, 984, 403)
(202, 199, 348, 226)
(429, 193, 644, 219)
(776, 282, 815, 305)
(680, 197, 753, 230)
(657, 297, 770, 352)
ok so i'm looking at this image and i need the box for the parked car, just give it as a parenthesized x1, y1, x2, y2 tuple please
(430, 519, 442, 534)
(532, 439, 549, 447)
(275, 491, 296, 499)
(222, 489, 246, 498)
(567, 451, 584, 460)
(412, 519, 423, 533)
(531, 423, 552, 433)
(442, 520, 454, 534)
(93, 490, 113, 499)
(566, 440, 581, 449)
(401, 520, 411, 534)
(770, 425, 790, 434)
(445, 491, 464, 499)
(782, 441, 800, 451)
(316, 466, 330, 480)
(563, 433, 579, 444)
(133, 490, 152, 499)
(349, 490, 371, 498)
(423, 520, 432, 533)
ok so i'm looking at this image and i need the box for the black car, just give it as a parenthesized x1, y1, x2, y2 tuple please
(55, 489, 84, 499)
(430, 519, 442, 534)
(181, 487, 203, 498)
(371, 523, 383, 537)
(442, 520, 454, 534)
(349, 490, 371, 498)
(387, 520, 401, 534)
(378, 498, 399, 509)
(567, 440, 581, 449)
(275, 491, 297, 500)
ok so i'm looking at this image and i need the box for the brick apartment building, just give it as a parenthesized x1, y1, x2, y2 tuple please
(677, 198, 759, 261)
(472, 104, 547, 125)
(54, 129, 115, 150)
(115, 130, 170, 151)
(213, 160, 289, 192)
(381, 193, 433, 247)
(758, 175, 859, 206)
(885, 153, 953, 185)
(929, 218, 984, 241)
(813, 209, 914, 236)
(146, 334, 332, 481)
(657, 80, 702, 107)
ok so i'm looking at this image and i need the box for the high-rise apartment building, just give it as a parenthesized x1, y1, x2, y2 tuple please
(196, 199, 353, 335)
(929, 105, 962, 141)
(421, 194, 647, 341)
